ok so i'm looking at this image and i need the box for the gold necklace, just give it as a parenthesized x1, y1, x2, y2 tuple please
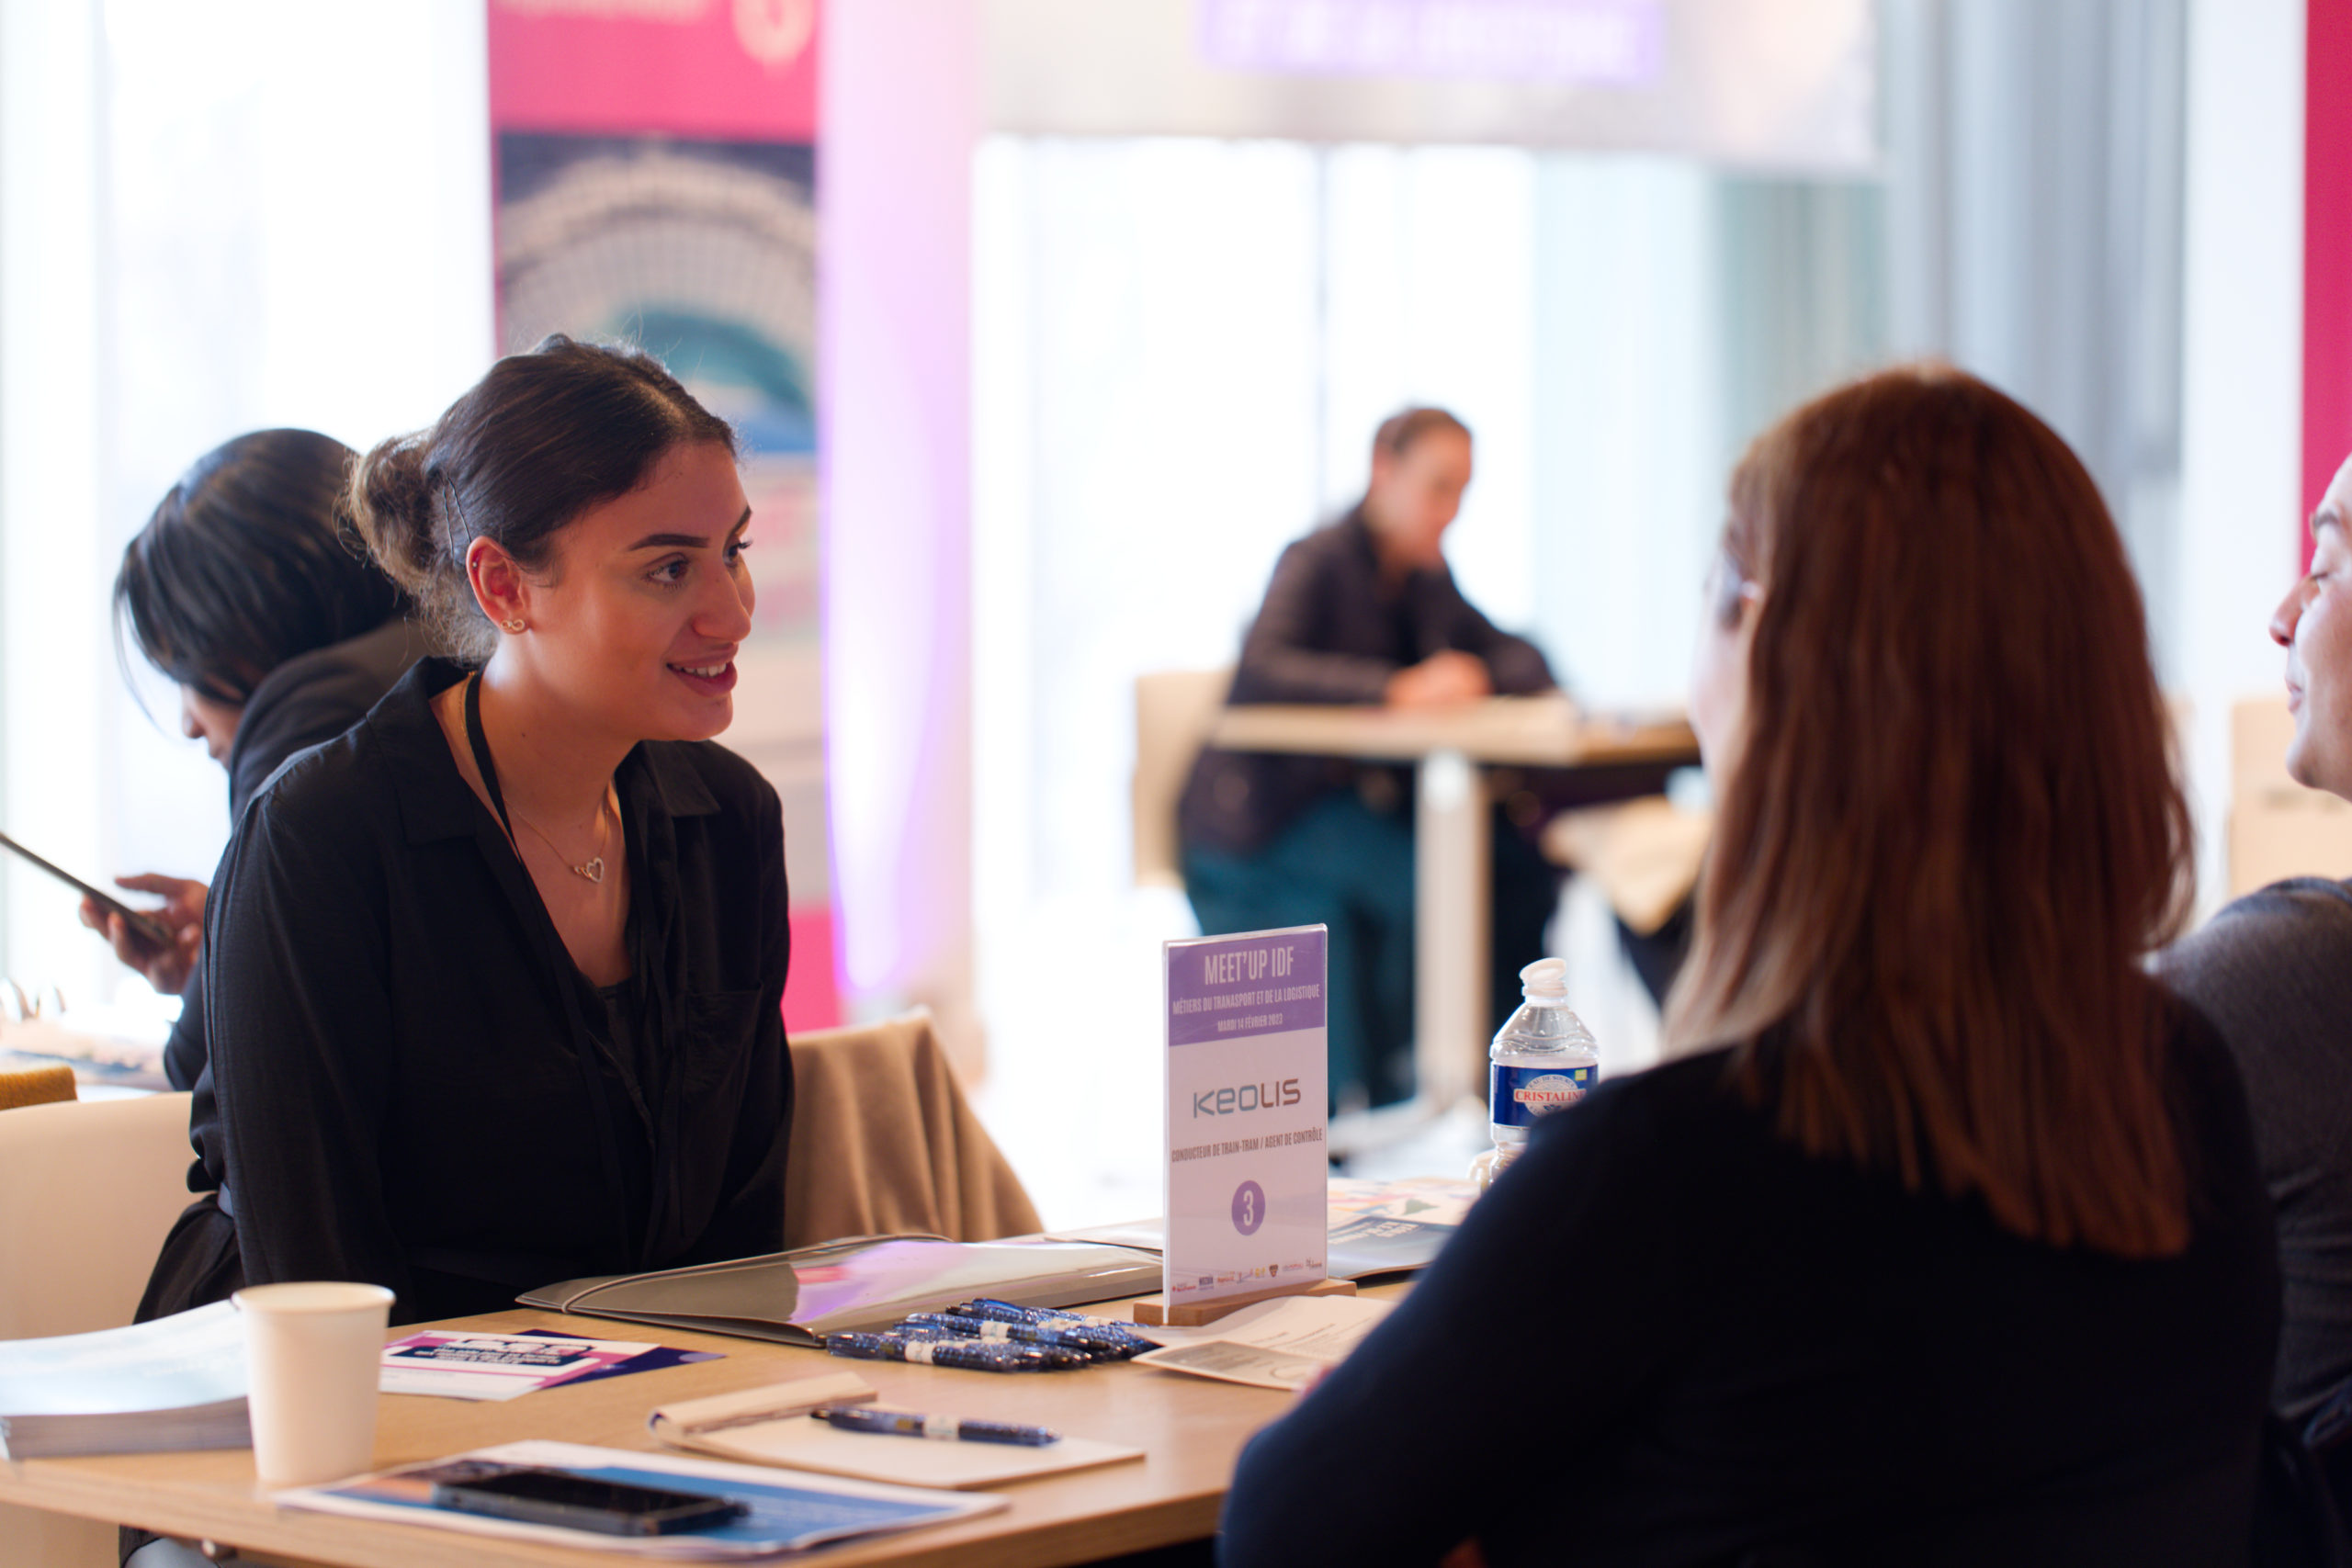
(509, 785, 616, 884)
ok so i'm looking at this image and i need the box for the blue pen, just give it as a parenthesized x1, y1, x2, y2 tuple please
(810, 1404, 1060, 1447)
(953, 1298, 1102, 1327)
(898, 1313, 1141, 1359)
(950, 1300, 1154, 1349)
(825, 1331, 1084, 1371)
(876, 1320, 1104, 1364)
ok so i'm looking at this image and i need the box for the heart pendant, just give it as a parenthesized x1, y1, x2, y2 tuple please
(576, 857, 605, 885)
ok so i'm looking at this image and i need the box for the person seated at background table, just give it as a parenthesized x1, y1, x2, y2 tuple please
(1218, 367, 2278, 1565)
(135, 336, 795, 1335)
(1177, 408, 1564, 1112)
(79, 427, 422, 1094)
(2158, 447, 2352, 1457)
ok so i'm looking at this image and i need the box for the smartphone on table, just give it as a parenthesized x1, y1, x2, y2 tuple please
(428, 1466, 748, 1537)
(0, 830, 175, 950)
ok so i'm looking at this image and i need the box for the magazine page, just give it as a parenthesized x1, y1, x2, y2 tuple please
(379, 1332, 664, 1401)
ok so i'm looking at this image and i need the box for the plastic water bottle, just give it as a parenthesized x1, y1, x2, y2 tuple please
(1483, 957, 1598, 1183)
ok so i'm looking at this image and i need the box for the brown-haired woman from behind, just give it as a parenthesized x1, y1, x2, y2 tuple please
(1218, 366, 2277, 1566)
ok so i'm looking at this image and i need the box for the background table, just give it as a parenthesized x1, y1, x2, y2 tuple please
(1210, 694, 1700, 1114)
(0, 1298, 1362, 1568)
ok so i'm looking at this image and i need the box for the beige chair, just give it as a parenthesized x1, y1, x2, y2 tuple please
(1132, 667, 1232, 888)
(0, 1090, 198, 1565)
(784, 1010, 1042, 1248)
(1542, 797, 1713, 937)
(2230, 695, 2352, 897)
(0, 1061, 77, 1111)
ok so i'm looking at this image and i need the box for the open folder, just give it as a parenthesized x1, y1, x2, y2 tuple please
(518, 1235, 1162, 1348)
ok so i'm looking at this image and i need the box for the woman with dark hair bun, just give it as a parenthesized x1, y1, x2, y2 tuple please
(84, 428, 421, 1092)
(1219, 367, 2278, 1563)
(136, 337, 794, 1336)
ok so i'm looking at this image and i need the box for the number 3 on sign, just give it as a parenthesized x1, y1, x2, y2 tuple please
(1232, 1179, 1266, 1236)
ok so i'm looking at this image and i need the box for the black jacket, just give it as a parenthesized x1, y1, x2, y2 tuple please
(163, 617, 424, 1093)
(187, 659, 793, 1324)
(1178, 510, 1555, 856)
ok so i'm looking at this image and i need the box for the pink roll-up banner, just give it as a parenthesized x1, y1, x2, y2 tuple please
(486, 0, 838, 1031)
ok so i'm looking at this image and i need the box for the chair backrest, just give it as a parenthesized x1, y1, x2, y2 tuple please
(2232, 696, 2352, 897)
(0, 1091, 198, 1567)
(783, 1010, 1043, 1248)
(1132, 667, 1233, 888)
(0, 1061, 77, 1111)
(0, 1091, 195, 1341)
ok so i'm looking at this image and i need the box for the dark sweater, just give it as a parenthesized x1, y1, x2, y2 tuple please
(1220, 1000, 2278, 1567)
(1178, 510, 1555, 856)
(2158, 877, 2352, 1424)
(163, 618, 423, 1094)
(179, 659, 793, 1325)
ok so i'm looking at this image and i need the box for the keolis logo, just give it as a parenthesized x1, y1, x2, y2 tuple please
(1193, 1079, 1303, 1117)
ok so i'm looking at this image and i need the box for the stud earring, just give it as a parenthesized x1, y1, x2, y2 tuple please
(503, 617, 526, 633)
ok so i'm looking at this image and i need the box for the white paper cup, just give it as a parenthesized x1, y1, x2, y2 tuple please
(233, 1281, 394, 1487)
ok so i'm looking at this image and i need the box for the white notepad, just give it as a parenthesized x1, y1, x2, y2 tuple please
(649, 1374, 1146, 1490)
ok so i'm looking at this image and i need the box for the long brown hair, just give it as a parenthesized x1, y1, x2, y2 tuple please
(1667, 366, 2195, 1258)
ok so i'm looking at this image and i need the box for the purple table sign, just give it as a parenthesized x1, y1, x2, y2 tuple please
(1163, 925, 1331, 1305)
(1167, 928, 1329, 1048)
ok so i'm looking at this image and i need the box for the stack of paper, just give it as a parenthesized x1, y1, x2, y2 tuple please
(1131, 1295, 1394, 1391)
(0, 1302, 247, 1458)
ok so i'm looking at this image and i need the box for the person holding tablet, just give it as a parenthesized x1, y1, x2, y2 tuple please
(1219, 367, 2277, 1562)
(81, 428, 421, 1092)
(136, 337, 794, 1330)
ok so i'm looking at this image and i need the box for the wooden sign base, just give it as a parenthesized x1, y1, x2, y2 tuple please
(1130, 1276, 1356, 1327)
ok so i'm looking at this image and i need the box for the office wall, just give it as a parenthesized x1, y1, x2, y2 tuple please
(487, 0, 837, 1031)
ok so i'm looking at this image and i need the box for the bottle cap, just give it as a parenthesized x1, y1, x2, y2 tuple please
(1519, 956, 1567, 999)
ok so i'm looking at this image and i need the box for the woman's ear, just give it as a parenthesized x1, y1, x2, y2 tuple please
(1707, 553, 1759, 629)
(466, 536, 529, 634)
(1731, 578, 1762, 626)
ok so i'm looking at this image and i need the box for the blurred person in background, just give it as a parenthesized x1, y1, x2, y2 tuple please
(1179, 409, 1564, 1112)
(1185, 404, 1683, 1114)
(84, 428, 421, 1092)
(1220, 367, 2277, 1563)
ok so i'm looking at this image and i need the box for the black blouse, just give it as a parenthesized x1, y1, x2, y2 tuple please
(188, 659, 794, 1324)
(164, 617, 424, 1094)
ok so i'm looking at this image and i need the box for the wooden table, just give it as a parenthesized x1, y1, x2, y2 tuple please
(0, 1300, 1344, 1567)
(1210, 694, 1700, 1115)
